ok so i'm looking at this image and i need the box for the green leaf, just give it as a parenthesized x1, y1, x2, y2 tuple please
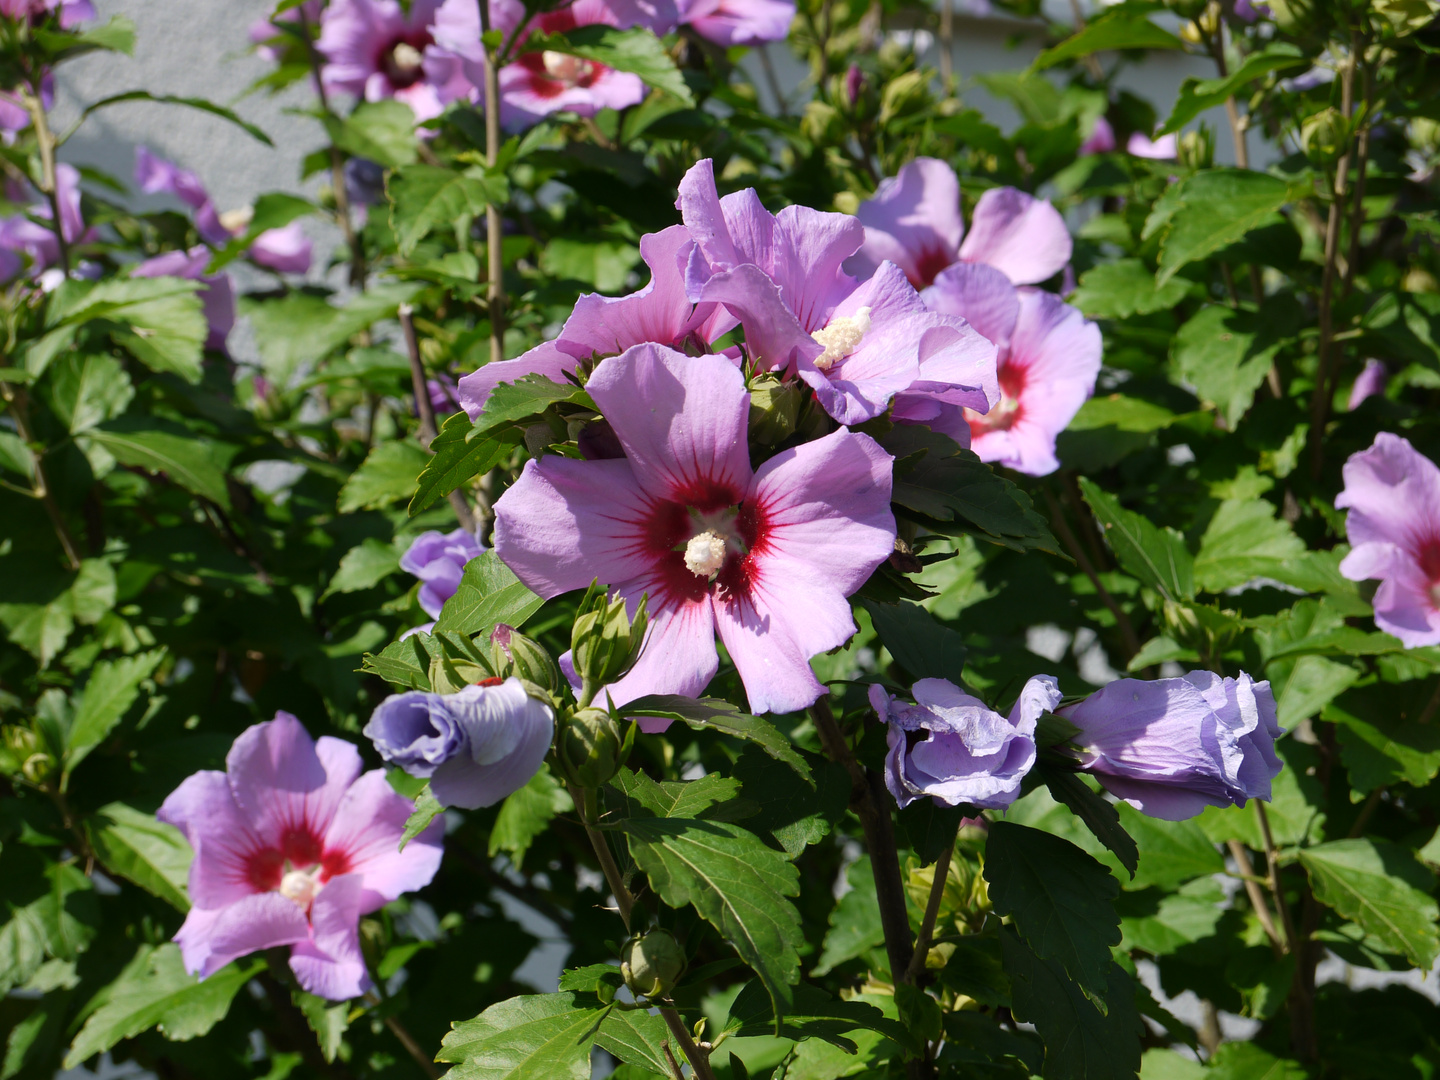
(64, 944, 260, 1067)
(79, 90, 273, 146)
(886, 426, 1062, 554)
(1114, 803, 1222, 891)
(526, 26, 695, 106)
(1118, 878, 1226, 957)
(620, 816, 803, 1019)
(1078, 478, 1193, 602)
(87, 803, 191, 911)
(1204, 1042, 1308, 1080)
(594, 1008, 674, 1077)
(1156, 171, 1294, 285)
(897, 799, 970, 867)
(1069, 259, 1193, 320)
(48, 277, 207, 382)
(1298, 839, 1440, 968)
(323, 537, 403, 599)
(433, 551, 544, 636)
(1271, 655, 1358, 730)
(35, 14, 135, 57)
(733, 746, 849, 857)
(410, 412, 523, 515)
(294, 991, 349, 1063)
(0, 430, 35, 480)
(65, 649, 165, 771)
(1326, 693, 1440, 792)
(812, 856, 887, 977)
(611, 768, 745, 820)
(388, 165, 500, 255)
(619, 695, 811, 782)
(1000, 930, 1142, 1080)
(724, 979, 907, 1052)
(240, 283, 421, 387)
(1171, 303, 1298, 428)
(0, 861, 98, 994)
(401, 786, 444, 851)
(326, 99, 418, 168)
(1033, 6, 1183, 69)
(87, 421, 236, 508)
(476, 374, 593, 432)
(338, 441, 430, 513)
(363, 635, 434, 691)
(1041, 769, 1140, 878)
(861, 599, 967, 682)
(539, 237, 642, 292)
(69, 558, 117, 625)
(490, 766, 573, 869)
(44, 352, 134, 435)
(1161, 44, 1307, 134)
(437, 992, 606, 1080)
(0, 599, 73, 668)
(1194, 498, 1305, 592)
(984, 821, 1122, 996)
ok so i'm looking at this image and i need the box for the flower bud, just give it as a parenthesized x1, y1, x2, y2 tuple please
(557, 706, 624, 788)
(621, 930, 686, 999)
(844, 64, 867, 109)
(0, 726, 50, 782)
(1302, 108, 1349, 163)
(571, 584, 648, 686)
(748, 375, 801, 445)
(1177, 127, 1214, 169)
(490, 624, 561, 693)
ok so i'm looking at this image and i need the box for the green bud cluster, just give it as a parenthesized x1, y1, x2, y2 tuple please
(570, 582, 648, 687)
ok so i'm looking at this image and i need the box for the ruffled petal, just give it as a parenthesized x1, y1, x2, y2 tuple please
(175, 893, 310, 978)
(289, 874, 371, 1001)
(958, 187, 1072, 285)
(322, 771, 444, 910)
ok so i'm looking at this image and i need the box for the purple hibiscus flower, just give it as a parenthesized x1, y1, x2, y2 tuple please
(0, 71, 52, 141)
(846, 158, 1073, 289)
(677, 0, 794, 45)
(0, 162, 96, 282)
(675, 159, 997, 433)
(401, 527, 485, 627)
(925, 271, 1101, 476)
(873, 675, 1056, 810)
(1336, 432, 1440, 647)
(157, 713, 444, 1000)
(458, 224, 734, 418)
(1080, 115, 1117, 156)
(1058, 671, 1283, 821)
(1347, 359, 1388, 410)
(0, 0, 93, 27)
(364, 678, 555, 808)
(135, 147, 313, 274)
(132, 247, 237, 352)
(318, 0, 472, 122)
(1127, 131, 1178, 160)
(492, 343, 895, 718)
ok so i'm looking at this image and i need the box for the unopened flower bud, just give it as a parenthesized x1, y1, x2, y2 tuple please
(558, 706, 623, 788)
(844, 64, 866, 109)
(490, 624, 561, 692)
(1177, 127, 1214, 169)
(571, 585, 648, 686)
(1302, 108, 1348, 163)
(621, 930, 686, 999)
(1, 726, 47, 780)
(748, 375, 801, 445)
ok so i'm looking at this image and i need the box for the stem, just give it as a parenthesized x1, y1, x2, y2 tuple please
(1226, 839, 1284, 956)
(758, 43, 790, 117)
(298, 7, 365, 288)
(478, 0, 505, 365)
(903, 832, 957, 985)
(659, 1006, 717, 1080)
(366, 1000, 441, 1080)
(938, 0, 953, 87)
(399, 304, 477, 534)
(2, 382, 82, 570)
(23, 84, 69, 274)
(568, 783, 633, 930)
(1208, 26, 1249, 170)
(1341, 58, 1374, 299)
(1346, 786, 1384, 839)
(1256, 802, 1298, 951)
(1042, 487, 1141, 663)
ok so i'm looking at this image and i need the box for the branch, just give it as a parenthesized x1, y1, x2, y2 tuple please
(1, 382, 82, 570)
(659, 1005, 717, 1080)
(1226, 839, 1284, 956)
(478, 0, 506, 366)
(399, 303, 477, 534)
(1042, 486, 1141, 663)
(1256, 801, 1298, 951)
(567, 783, 634, 931)
(903, 828, 958, 985)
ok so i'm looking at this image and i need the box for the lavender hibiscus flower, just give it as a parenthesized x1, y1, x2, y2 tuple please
(846, 158, 1073, 289)
(1058, 671, 1283, 821)
(0, 163, 96, 282)
(401, 527, 485, 622)
(157, 713, 444, 1000)
(0, 0, 93, 27)
(873, 675, 1056, 810)
(364, 678, 555, 808)
(318, 0, 471, 122)
(677, 0, 794, 45)
(1128, 131, 1178, 160)
(492, 343, 895, 718)
(1347, 359, 1388, 410)
(1336, 432, 1440, 647)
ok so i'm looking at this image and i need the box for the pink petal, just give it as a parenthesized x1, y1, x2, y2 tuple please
(693, 264, 821, 373)
(958, 187, 1072, 286)
(493, 456, 657, 597)
(851, 157, 964, 288)
(248, 223, 313, 274)
(1336, 433, 1440, 558)
(602, 597, 719, 726)
(176, 893, 310, 978)
(157, 771, 265, 910)
(923, 261, 1020, 348)
(289, 873, 370, 1000)
(585, 345, 753, 504)
(321, 771, 443, 912)
(675, 160, 750, 278)
(226, 714, 362, 854)
(772, 205, 864, 331)
(679, 0, 794, 44)
(457, 340, 582, 420)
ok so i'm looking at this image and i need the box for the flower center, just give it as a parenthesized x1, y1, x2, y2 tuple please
(684, 531, 728, 578)
(965, 364, 1026, 434)
(391, 41, 424, 73)
(278, 867, 322, 909)
(541, 50, 588, 84)
(811, 306, 872, 371)
(219, 206, 253, 235)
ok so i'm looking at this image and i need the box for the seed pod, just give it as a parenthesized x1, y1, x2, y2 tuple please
(620, 930, 686, 999)
(558, 707, 624, 788)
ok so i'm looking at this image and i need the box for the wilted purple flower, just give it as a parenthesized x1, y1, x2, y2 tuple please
(493, 344, 895, 717)
(1080, 115, 1117, 155)
(132, 247, 237, 351)
(1347, 359, 1388, 410)
(157, 713, 443, 1000)
(847, 158, 1073, 288)
(364, 678, 555, 808)
(925, 270, 1101, 475)
(677, 0, 794, 45)
(873, 675, 1055, 810)
(0, 163, 94, 280)
(1127, 131, 1178, 159)
(319, 0, 471, 122)
(401, 527, 484, 620)
(459, 224, 733, 417)
(0, 0, 93, 27)
(1058, 671, 1283, 821)
(1336, 433, 1440, 647)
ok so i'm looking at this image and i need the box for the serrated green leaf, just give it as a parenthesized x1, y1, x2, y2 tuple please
(525, 26, 694, 106)
(326, 99, 417, 168)
(362, 633, 434, 691)
(812, 856, 887, 977)
(595, 1008, 674, 1077)
(474, 374, 593, 432)
(410, 412, 523, 515)
(1069, 259, 1193, 320)
(1171, 302, 1299, 428)
(294, 990, 348, 1063)
(437, 992, 606, 1080)
(432, 550, 543, 636)
(861, 599, 966, 683)
(87, 422, 236, 508)
(984, 821, 1122, 996)
(1194, 498, 1305, 593)
(1033, 6, 1183, 69)
(388, 165, 500, 255)
(620, 816, 802, 1019)
(87, 803, 191, 911)
(1078, 477, 1193, 602)
(64, 944, 260, 1067)
(240, 282, 420, 386)
(0, 861, 98, 995)
(724, 979, 907, 1052)
(1157, 171, 1294, 285)
(0, 598, 73, 668)
(490, 766, 573, 869)
(69, 558, 116, 625)
(43, 352, 134, 435)
(733, 746, 849, 857)
(322, 537, 403, 599)
(65, 649, 165, 771)
(611, 768, 744, 820)
(1040, 769, 1140, 878)
(619, 695, 811, 782)
(46, 277, 206, 382)
(1118, 878, 1225, 956)
(1161, 44, 1307, 134)
(1298, 839, 1440, 968)
(1204, 1041, 1308, 1080)
(401, 786, 444, 851)
(338, 441, 430, 513)
(1114, 803, 1221, 891)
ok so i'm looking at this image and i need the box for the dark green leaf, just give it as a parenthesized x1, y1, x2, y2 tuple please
(0, 862, 97, 994)
(725, 979, 907, 1052)
(294, 991, 348, 1063)
(619, 695, 811, 782)
(897, 800, 968, 867)
(611, 768, 745, 820)
(401, 787, 444, 851)
(1157, 171, 1295, 284)
(1069, 259, 1193, 320)
(322, 537, 403, 599)
(410, 412, 523, 515)
(388, 165, 501, 255)
(1298, 839, 1440, 968)
(362, 632, 434, 691)
(1161, 44, 1307, 134)
(861, 599, 967, 682)
(1033, 6, 1183, 69)
(80, 90, 273, 146)
(1171, 303, 1298, 428)
(812, 856, 887, 977)
(87, 422, 236, 508)
(525, 26, 694, 106)
(1041, 769, 1140, 877)
(337, 441, 430, 513)
(65, 650, 165, 771)
(1078, 477, 1193, 602)
(490, 767, 573, 869)
(733, 746, 849, 857)
(1113, 804, 1221, 891)
(472, 374, 593, 433)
